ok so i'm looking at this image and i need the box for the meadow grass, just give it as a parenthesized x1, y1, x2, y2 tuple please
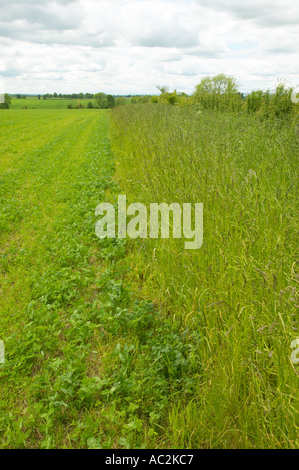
(109, 104, 299, 448)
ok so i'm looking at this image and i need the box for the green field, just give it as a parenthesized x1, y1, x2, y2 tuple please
(11, 98, 98, 109)
(0, 109, 203, 448)
(0, 109, 118, 447)
(0, 106, 298, 449)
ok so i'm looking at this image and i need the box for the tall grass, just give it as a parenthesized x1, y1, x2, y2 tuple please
(110, 104, 299, 448)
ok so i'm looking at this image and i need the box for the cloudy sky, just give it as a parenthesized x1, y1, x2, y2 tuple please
(0, 0, 299, 95)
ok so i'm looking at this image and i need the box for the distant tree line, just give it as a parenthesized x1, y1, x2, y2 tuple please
(41, 92, 94, 100)
(67, 93, 118, 109)
(67, 94, 129, 109)
(6, 92, 128, 110)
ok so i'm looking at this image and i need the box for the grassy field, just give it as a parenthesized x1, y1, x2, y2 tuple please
(0, 109, 114, 447)
(11, 98, 98, 109)
(0, 108, 203, 449)
(0, 105, 298, 449)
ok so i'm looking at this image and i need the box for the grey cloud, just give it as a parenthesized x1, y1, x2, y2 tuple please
(1, 1, 82, 33)
(117, 1, 201, 49)
(0, 69, 22, 77)
(0, 0, 76, 6)
(157, 54, 182, 63)
(0, 0, 119, 47)
(255, 11, 299, 27)
(168, 70, 198, 76)
(134, 30, 198, 49)
(196, 0, 299, 26)
(0, 23, 114, 48)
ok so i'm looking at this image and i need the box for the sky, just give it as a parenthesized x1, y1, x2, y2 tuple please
(0, 0, 299, 95)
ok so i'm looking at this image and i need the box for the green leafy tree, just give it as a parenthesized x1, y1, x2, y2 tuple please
(106, 94, 115, 108)
(245, 82, 297, 120)
(193, 74, 241, 111)
(156, 85, 169, 94)
(151, 95, 159, 104)
(94, 92, 108, 109)
(246, 90, 265, 113)
(0, 93, 12, 109)
(155, 86, 178, 105)
(154, 87, 190, 107)
(270, 82, 294, 118)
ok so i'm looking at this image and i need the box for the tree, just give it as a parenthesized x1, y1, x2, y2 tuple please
(0, 94, 12, 109)
(153, 86, 181, 106)
(193, 74, 241, 111)
(156, 85, 169, 94)
(195, 74, 238, 95)
(131, 95, 151, 104)
(106, 94, 115, 108)
(246, 90, 265, 113)
(94, 92, 108, 109)
(271, 82, 294, 118)
(245, 82, 296, 120)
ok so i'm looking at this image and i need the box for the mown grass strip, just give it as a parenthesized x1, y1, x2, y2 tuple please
(0, 109, 203, 449)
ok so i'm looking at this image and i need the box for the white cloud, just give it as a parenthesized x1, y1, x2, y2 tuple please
(0, 0, 298, 94)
